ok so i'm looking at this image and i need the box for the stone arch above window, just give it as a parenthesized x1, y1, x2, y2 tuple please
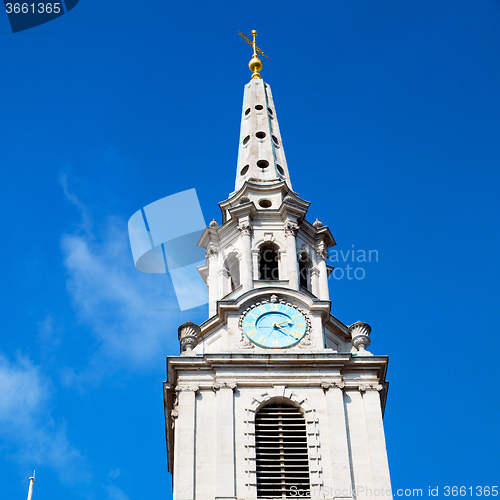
(244, 389, 322, 495)
(255, 402, 310, 498)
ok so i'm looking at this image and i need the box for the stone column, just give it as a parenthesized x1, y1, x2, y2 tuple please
(207, 245, 219, 317)
(173, 386, 198, 500)
(213, 382, 237, 500)
(344, 388, 374, 497)
(285, 220, 299, 290)
(321, 382, 353, 496)
(316, 242, 330, 300)
(238, 222, 253, 292)
(361, 385, 393, 495)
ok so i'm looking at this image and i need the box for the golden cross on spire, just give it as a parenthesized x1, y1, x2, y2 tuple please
(237, 30, 270, 79)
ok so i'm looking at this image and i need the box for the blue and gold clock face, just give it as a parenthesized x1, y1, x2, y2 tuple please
(242, 302, 308, 348)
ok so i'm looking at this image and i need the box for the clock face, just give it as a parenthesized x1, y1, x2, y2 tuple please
(242, 302, 308, 348)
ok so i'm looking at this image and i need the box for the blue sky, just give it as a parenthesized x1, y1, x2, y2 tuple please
(1, 0, 499, 498)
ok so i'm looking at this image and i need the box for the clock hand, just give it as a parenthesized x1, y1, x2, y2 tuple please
(275, 320, 293, 326)
(274, 325, 295, 338)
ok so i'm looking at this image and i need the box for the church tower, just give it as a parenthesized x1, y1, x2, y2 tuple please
(163, 32, 392, 500)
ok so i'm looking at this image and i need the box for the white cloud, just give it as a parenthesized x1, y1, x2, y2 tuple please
(105, 484, 130, 500)
(0, 353, 88, 482)
(60, 215, 185, 380)
(108, 468, 121, 479)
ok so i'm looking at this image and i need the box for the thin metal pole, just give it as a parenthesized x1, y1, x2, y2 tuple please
(27, 471, 35, 500)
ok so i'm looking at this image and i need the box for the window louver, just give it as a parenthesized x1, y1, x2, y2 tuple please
(255, 404, 310, 498)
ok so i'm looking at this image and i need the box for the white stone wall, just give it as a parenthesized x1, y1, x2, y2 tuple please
(167, 354, 392, 500)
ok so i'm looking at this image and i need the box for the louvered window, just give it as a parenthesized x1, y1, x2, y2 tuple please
(255, 403, 310, 498)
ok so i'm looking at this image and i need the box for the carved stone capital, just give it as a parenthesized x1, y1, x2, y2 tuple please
(238, 222, 252, 237)
(175, 385, 199, 393)
(316, 242, 329, 261)
(206, 244, 219, 260)
(349, 321, 371, 352)
(178, 321, 201, 354)
(212, 382, 238, 392)
(321, 381, 345, 392)
(358, 384, 383, 393)
(284, 220, 299, 238)
(270, 294, 279, 303)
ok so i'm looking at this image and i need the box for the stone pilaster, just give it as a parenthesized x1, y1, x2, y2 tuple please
(316, 242, 330, 300)
(173, 386, 198, 500)
(321, 382, 353, 496)
(238, 221, 253, 292)
(360, 384, 393, 495)
(207, 244, 219, 317)
(344, 387, 374, 497)
(285, 220, 299, 290)
(213, 382, 238, 500)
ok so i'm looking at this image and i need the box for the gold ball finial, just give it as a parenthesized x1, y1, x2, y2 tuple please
(249, 55, 263, 79)
(237, 30, 269, 80)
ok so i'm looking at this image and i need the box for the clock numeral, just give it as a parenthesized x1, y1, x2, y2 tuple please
(295, 323, 305, 327)
(286, 338, 294, 345)
(244, 322, 255, 328)
(246, 329, 257, 334)
(247, 331, 257, 338)
(292, 330, 303, 338)
(281, 306, 289, 313)
(258, 306, 267, 313)
(292, 313, 301, 319)
(270, 304, 278, 311)
(247, 312, 256, 317)
(272, 339, 279, 347)
(258, 336, 267, 345)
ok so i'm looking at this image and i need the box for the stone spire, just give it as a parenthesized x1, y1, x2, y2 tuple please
(234, 78, 292, 192)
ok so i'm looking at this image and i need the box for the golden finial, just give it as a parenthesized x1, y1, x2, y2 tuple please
(237, 30, 270, 80)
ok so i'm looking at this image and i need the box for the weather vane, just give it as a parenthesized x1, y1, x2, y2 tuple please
(237, 30, 270, 79)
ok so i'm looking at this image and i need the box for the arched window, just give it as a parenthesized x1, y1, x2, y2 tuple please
(255, 403, 310, 498)
(259, 243, 279, 281)
(223, 252, 240, 292)
(298, 252, 311, 291)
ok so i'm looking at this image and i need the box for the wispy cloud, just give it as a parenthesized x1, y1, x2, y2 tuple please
(108, 468, 121, 479)
(0, 352, 88, 482)
(59, 178, 187, 384)
(105, 484, 130, 500)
